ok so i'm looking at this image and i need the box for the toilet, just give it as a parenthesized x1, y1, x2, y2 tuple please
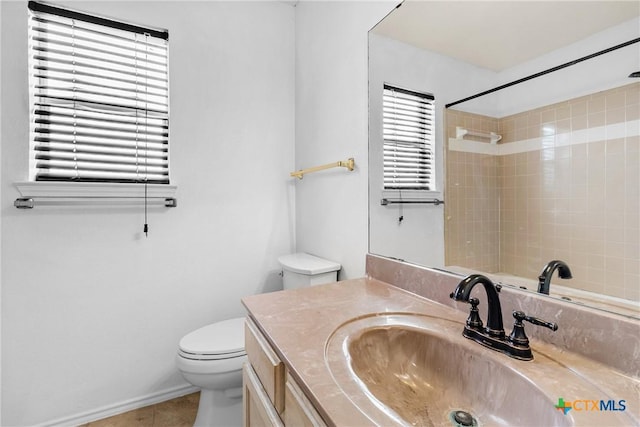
(176, 253, 340, 426)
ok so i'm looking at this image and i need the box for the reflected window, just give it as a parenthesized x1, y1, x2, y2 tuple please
(382, 84, 435, 191)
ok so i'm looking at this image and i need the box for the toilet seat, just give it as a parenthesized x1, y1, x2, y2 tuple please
(178, 317, 246, 361)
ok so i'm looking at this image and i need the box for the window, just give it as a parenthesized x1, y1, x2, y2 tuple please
(28, 1, 170, 184)
(382, 84, 435, 191)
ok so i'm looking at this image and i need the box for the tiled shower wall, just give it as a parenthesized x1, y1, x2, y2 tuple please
(445, 82, 639, 301)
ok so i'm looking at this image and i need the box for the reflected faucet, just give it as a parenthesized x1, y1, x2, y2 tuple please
(538, 260, 572, 295)
(450, 274, 504, 338)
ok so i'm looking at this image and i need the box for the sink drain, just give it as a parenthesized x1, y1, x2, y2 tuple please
(449, 410, 478, 427)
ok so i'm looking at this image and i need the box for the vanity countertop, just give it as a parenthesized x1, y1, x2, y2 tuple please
(241, 277, 639, 426)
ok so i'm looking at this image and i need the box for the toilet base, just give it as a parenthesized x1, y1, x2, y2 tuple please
(194, 388, 243, 427)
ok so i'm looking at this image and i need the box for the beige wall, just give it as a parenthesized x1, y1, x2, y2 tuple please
(445, 82, 639, 301)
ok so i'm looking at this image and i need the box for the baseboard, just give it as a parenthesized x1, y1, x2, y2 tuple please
(39, 384, 199, 427)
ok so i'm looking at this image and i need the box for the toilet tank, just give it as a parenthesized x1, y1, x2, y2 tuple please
(278, 253, 341, 290)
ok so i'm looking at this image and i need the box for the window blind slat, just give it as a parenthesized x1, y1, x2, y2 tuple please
(36, 170, 170, 184)
(33, 124, 168, 145)
(35, 143, 168, 159)
(34, 136, 168, 153)
(383, 85, 435, 191)
(36, 158, 168, 173)
(34, 102, 168, 123)
(33, 63, 168, 89)
(34, 71, 168, 98)
(35, 112, 168, 135)
(32, 52, 168, 83)
(31, 23, 168, 62)
(36, 152, 168, 167)
(31, 35, 167, 70)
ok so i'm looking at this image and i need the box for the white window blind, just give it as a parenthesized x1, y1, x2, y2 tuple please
(28, 1, 170, 184)
(383, 84, 435, 191)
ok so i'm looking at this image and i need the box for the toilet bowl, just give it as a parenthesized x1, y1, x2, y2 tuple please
(176, 317, 247, 426)
(176, 253, 340, 426)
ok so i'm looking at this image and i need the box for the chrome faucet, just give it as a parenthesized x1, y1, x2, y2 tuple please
(538, 260, 572, 295)
(451, 274, 558, 360)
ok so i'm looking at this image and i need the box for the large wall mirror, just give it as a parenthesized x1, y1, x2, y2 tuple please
(368, 0, 640, 318)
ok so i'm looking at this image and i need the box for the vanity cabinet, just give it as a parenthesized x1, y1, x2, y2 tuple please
(243, 317, 326, 427)
(283, 371, 326, 426)
(243, 363, 283, 427)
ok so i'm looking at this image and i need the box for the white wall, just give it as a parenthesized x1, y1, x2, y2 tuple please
(294, 1, 396, 279)
(1, 1, 295, 425)
(368, 34, 495, 266)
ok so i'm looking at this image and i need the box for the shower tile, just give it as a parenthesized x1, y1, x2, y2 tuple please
(528, 110, 541, 126)
(588, 93, 606, 113)
(514, 113, 528, 130)
(587, 253, 606, 269)
(588, 111, 606, 127)
(541, 108, 556, 124)
(625, 83, 640, 105)
(556, 118, 571, 134)
(606, 90, 626, 109)
(624, 280, 640, 301)
(625, 256, 640, 275)
(606, 138, 626, 154)
(570, 97, 588, 117)
(556, 105, 571, 121)
(606, 107, 626, 125)
(571, 114, 588, 130)
(445, 90, 636, 303)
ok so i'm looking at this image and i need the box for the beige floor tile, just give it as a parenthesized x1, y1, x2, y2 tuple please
(153, 393, 199, 427)
(80, 392, 199, 427)
(84, 406, 154, 427)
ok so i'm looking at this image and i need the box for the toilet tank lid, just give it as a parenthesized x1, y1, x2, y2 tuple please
(278, 252, 341, 275)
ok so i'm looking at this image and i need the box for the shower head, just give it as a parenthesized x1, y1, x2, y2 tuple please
(629, 71, 640, 78)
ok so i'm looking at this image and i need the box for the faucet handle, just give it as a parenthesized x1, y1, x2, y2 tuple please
(465, 297, 483, 331)
(509, 311, 558, 348)
(520, 312, 558, 331)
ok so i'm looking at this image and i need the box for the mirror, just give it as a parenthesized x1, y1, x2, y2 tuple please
(368, 0, 640, 318)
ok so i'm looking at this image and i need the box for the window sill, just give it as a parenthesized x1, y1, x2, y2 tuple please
(15, 181, 177, 199)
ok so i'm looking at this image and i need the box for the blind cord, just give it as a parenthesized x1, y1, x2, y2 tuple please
(143, 33, 149, 237)
(144, 181, 148, 236)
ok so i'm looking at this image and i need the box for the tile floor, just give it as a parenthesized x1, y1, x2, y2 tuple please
(80, 392, 199, 427)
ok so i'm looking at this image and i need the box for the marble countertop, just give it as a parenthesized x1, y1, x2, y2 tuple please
(241, 278, 639, 426)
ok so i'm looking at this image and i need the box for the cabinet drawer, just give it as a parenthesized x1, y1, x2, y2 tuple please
(243, 363, 284, 427)
(284, 371, 327, 427)
(245, 317, 285, 414)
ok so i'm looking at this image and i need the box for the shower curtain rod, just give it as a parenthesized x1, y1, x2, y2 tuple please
(445, 37, 640, 109)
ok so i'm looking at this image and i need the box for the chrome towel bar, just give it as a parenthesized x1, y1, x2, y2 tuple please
(381, 198, 444, 206)
(14, 196, 177, 209)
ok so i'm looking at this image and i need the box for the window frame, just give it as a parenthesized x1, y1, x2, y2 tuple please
(381, 83, 438, 198)
(17, 1, 176, 199)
